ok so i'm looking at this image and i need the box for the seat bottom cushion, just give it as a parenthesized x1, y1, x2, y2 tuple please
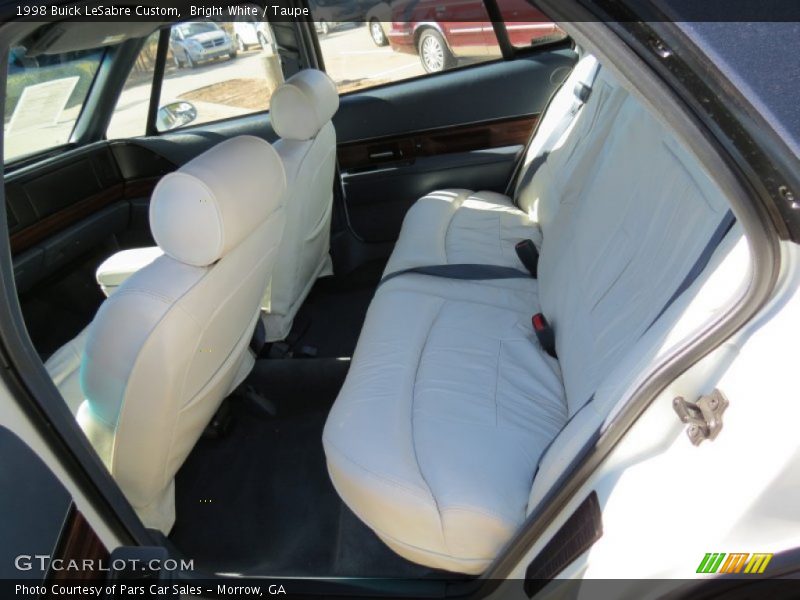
(44, 325, 89, 415)
(383, 189, 540, 276)
(323, 275, 566, 574)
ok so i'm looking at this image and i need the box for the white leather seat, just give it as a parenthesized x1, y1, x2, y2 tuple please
(324, 276, 564, 573)
(46, 251, 164, 410)
(84, 69, 339, 342)
(324, 61, 736, 573)
(264, 68, 339, 340)
(53, 136, 286, 532)
(44, 325, 90, 416)
(96, 247, 164, 296)
(384, 56, 604, 276)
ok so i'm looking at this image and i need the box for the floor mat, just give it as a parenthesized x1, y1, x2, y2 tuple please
(289, 260, 385, 358)
(170, 358, 439, 578)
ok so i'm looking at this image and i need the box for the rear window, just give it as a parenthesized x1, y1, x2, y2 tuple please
(4, 47, 103, 163)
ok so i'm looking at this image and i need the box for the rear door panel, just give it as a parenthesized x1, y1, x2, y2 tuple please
(8, 144, 129, 294)
(8, 112, 278, 296)
(333, 48, 576, 242)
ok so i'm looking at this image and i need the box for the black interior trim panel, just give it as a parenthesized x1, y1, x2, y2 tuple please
(343, 146, 522, 242)
(524, 492, 603, 596)
(332, 50, 576, 143)
(6, 142, 178, 293)
(334, 49, 576, 243)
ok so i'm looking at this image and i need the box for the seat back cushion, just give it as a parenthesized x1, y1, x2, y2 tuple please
(537, 95, 733, 412)
(322, 58, 737, 576)
(78, 136, 286, 532)
(264, 70, 339, 341)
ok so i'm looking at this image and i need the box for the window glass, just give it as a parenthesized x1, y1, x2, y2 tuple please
(4, 47, 103, 162)
(495, 0, 568, 49)
(107, 32, 159, 139)
(314, 0, 499, 91)
(314, 0, 566, 92)
(157, 21, 282, 132)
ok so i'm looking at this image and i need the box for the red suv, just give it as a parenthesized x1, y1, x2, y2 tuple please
(384, 0, 564, 72)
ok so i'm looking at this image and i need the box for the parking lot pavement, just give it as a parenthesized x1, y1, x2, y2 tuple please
(108, 49, 275, 139)
(107, 26, 424, 139)
(318, 23, 425, 91)
(6, 26, 426, 155)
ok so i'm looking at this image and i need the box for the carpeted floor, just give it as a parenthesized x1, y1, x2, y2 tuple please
(26, 243, 444, 576)
(170, 358, 442, 578)
(170, 263, 450, 578)
(289, 260, 385, 358)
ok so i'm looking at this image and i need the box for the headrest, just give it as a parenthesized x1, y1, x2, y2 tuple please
(149, 136, 286, 267)
(270, 69, 339, 141)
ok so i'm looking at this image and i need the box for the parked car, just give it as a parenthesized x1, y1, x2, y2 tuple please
(232, 19, 276, 53)
(309, 0, 366, 36)
(169, 21, 236, 68)
(385, 0, 565, 72)
(365, 1, 391, 46)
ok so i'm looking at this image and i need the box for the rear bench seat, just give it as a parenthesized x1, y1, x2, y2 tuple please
(323, 56, 736, 574)
(383, 56, 606, 274)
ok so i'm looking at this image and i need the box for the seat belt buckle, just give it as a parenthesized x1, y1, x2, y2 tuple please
(574, 81, 592, 103)
(532, 312, 557, 358)
(515, 239, 539, 278)
(249, 315, 267, 355)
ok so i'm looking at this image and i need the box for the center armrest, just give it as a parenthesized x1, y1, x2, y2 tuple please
(96, 247, 164, 296)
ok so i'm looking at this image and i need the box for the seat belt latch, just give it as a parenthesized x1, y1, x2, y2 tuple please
(249, 315, 267, 355)
(574, 81, 592, 103)
(532, 313, 556, 358)
(515, 239, 539, 278)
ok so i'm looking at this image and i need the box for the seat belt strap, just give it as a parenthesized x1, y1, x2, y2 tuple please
(379, 264, 531, 287)
(511, 60, 601, 199)
(533, 211, 736, 486)
(647, 210, 736, 330)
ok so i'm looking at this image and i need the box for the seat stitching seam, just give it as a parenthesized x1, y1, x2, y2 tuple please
(112, 246, 263, 489)
(280, 137, 316, 296)
(110, 288, 174, 306)
(160, 250, 278, 488)
(496, 204, 503, 256)
(378, 285, 538, 314)
(493, 340, 502, 427)
(441, 505, 518, 528)
(329, 449, 517, 563)
(323, 437, 432, 500)
(411, 298, 449, 552)
(441, 190, 473, 263)
(371, 524, 499, 563)
(442, 201, 457, 264)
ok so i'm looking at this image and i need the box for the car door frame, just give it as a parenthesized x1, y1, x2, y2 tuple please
(0, 19, 266, 556)
(0, 0, 796, 595)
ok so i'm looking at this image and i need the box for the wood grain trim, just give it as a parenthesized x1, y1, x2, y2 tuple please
(337, 113, 539, 171)
(45, 506, 108, 588)
(123, 176, 160, 200)
(10, 183, 124, 255)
